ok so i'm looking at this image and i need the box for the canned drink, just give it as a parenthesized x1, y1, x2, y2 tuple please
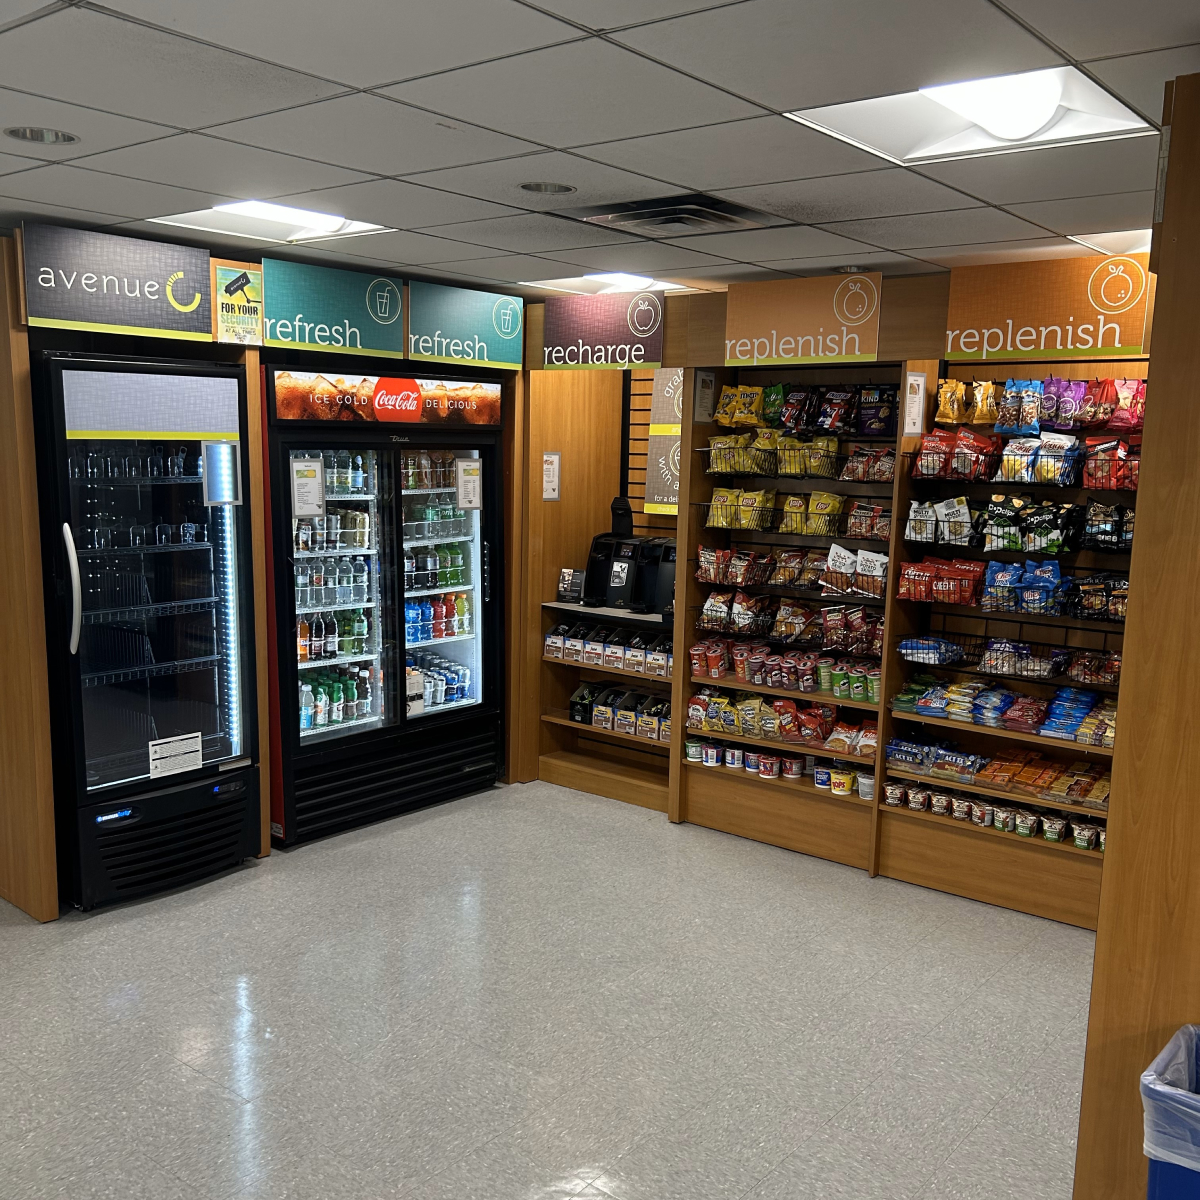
(744, 750, 761, 773)
(702, 743, 722, 767)
(433, 673, 446, 705)
(813, 764, 832, 789)
(758, 755, 781, 779)
(817, 657, 835, 691)
(724, 746, 744, 769)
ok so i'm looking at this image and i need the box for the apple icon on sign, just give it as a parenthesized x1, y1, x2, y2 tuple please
(627, 292, 662, 337)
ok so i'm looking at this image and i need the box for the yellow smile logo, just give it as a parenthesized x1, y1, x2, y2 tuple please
(166, 270, 202, 313)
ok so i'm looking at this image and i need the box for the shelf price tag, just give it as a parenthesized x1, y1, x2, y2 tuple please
(456, 458, 482, 510)
(290, 456, 325, 518)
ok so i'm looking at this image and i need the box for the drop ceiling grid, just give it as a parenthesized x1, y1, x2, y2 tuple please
(0, 0, 1185, 285)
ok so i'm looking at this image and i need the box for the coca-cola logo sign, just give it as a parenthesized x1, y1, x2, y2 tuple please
(372, 377, 422, 421)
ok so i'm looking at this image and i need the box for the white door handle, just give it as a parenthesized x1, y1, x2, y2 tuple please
(63, 523, 81, 655)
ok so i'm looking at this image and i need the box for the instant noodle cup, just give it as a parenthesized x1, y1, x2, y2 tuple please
(724, 745, 744, 769)
(830, 766, 856, 796)
(817, 657, 835, 690)
(813, 764, 832, 789)
(702, 743, 722, 767)
(758, 754, 781, 779)
(744, 750, 761, 773)
(782, 757, 805, 780)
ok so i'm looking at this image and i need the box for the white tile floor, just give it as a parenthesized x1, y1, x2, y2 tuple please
(0, 781, 1093, 1199)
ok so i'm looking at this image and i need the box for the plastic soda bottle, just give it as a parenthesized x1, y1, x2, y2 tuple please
(448, 543, 464, 585)
(297, 616, 310, 661)
(437, 546, 451, 587)
(431, 597, 446, 638)
(358, 669, 372, 717)
(330, 683, 344, 723)
(324, 613, 339, 658)
(353, 608, 368, 654)
(419, 600, 434, 642)
(299, 683, 315, 729)
(309, 613, 323, 657)
(456, 593, 471, 636)
(314, 685, 329, 727)
(344, 679, 357, 719)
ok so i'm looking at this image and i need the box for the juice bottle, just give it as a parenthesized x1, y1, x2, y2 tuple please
(297, 616, 310, 661)
(437, 545, 451, 587)
(419, 600, 433, 642)
(353, 608, 368, 654)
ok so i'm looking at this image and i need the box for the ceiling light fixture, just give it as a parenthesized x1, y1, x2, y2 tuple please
(520, 181, 576, 194)
(1067, 228, 1153, 255)
(835, 265, 866, 274)
(149, 201, 388, 244)
(786, 67, 1153, 165)
(521, 273, 687, 295)
(5, 126, 79, 145)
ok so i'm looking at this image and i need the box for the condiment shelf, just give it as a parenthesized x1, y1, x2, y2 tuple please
(881, 803, 1104, 859)
(542, 601, 669, 627)
(889, 707, 1114, 756)
(545, 657, 672, 686)
(885, 766, 1108, 820)
(687, 760, 872, 807)
(297, 651, 380, 670)
(542, 709, 670, 752)
(689, 675, 878, 712)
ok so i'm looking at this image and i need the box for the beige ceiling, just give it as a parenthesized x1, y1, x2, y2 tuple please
(0, 0, 1192, 294)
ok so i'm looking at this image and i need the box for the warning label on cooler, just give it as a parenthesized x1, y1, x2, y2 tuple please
(148, 732, 204, 779)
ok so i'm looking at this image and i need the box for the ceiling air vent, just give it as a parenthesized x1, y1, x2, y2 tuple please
(557, 193, 786, 238)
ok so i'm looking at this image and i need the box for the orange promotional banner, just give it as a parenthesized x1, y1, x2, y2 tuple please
(724, 274, 881, 367)
(945, 254, 1150, 362)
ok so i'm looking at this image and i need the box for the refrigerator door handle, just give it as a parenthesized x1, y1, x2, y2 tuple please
(63, 522, 81, 655)
(483, 540, 491, 603)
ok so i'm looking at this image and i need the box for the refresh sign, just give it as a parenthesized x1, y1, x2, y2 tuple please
(23, 223, 212, 341)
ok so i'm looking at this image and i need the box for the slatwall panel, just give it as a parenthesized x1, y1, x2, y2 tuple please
(625, 368, 676, 536)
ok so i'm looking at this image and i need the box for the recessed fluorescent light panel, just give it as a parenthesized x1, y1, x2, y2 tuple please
(786, 67, 1153, 164)
(150, 201, 388, 244)
(1067, 228, 1152, 255)
(521, 273, 688, 294)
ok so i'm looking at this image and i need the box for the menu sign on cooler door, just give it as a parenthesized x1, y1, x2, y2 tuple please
(23, 223, 212, 341)
(273, 370, 501, 425)
(724, 273, 882, 366)
(945, 254, 1151, 360)
(408, 281, 523, 369)
(645, 367, 684, 515)
(542, 292, 664, 369)
(262, 258, 404, 357)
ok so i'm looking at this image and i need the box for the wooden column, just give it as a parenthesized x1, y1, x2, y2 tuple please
(1074, 72, 1200, 1198)
(0, 237, 57, 921)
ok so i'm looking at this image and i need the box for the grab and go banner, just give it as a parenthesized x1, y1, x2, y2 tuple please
(644, 367, 684, 516)
(945, 254, 1151, 360)
(724, 274, 882, 366)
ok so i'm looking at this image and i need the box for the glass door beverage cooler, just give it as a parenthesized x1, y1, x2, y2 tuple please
(265, 366, 504, 845)
(32, 354, 260, 910)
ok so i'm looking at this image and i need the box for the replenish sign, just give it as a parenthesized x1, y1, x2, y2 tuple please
(542, 292, 664, 369)
(724, 274, 882, 366)
(945, 254, 1151, 360)
(408, 281, 523, 369)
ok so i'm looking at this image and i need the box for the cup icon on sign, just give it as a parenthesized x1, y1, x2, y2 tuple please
(500, 306, 513, 333)
(375, 290, 391, 319)
(366, 279, 401, 324)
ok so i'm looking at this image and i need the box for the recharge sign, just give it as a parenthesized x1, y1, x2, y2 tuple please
(945, 254, 1151, 360)
(542, 292, 663, 369)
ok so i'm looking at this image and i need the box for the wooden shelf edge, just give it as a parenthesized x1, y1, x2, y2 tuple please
(689, 675, 880, 712)
(685, 761, 873, 807)
(885, 766, 1109, 820)
(542, 709, 671, 753)
(542, 656, 673, 685)
(889, 707, 1114, 756)
(880, 802, 1104, 858)
(539, 749, 668, 813)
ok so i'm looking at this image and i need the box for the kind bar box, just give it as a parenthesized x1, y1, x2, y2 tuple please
(563, 622, 589, 662)
(583, 626, 612, 666)
(544, 622, 569, 659)
(604, 629, 631, 670)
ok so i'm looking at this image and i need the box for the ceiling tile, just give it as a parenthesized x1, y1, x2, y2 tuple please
(655, 263, 795, 286)
(0, 7, 342, 127)
(406, 150, 675, 210)
(916, 136, 1161, 205)
(210, 94, 536, 177)
(0, 88, 175, 161)
(0, 200, 127, 232)
(759, 251, 938, 275)
(1003, 0, 1200, 60)
(103, 0, 580, 89)
(916, 238, 1096, 268)
(68, 134, 371, 201)
(819, 207, 1047, 250)
(1006, 190, 1155, 236)
(0, 3, 56, 22)
(271, 179, 520, 229)
(419, 253, 583, 283)
(1088, 46, 1200, 122)
(532, 1, 734, 30)
(576, 116, 885, 191)
(663, 225, 875, 259)
(416, 212, 639, 253)
(714, 168, 980, 225)
(0, 151, 38, 176)
(302, 229, 511, 267)
(381, 39, 762, 146)
(546, 241, 734, 272)
(613, 0, 1062, 112)
(0, 163, 230, 219)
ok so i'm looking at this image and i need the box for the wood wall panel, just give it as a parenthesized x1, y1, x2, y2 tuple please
(663, 292, 727, 367)
(878, 274, 951, 362)
(0, 237, 57, 921)
(1074, 72, 1200, 1200)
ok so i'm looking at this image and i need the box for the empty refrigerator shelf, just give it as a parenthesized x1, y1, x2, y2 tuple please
(83, 598, 219, 623)
(77, 543, 212, 557)
(82, 655, 222, 687)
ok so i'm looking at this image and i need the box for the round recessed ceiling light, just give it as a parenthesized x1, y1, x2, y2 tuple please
(5, 126, 79, 145)
(520, 181, 576, 194)
(835, 265, 866, 273)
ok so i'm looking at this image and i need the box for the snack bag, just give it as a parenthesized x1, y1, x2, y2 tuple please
(714, 384, 740, 427)
(1107, 378, 1139, 431)
(778, 493, 808, 533)
(950, 426, 999, 480)
(781, 388, 821, 434)
(769, 548, 808, 587)
(858, 387, 896, 436)
(773, 699, 804, 742)
(798, 550, 827, 588)
(912, 428, 956, 477)
(699, 590, 733, 629)
(846, 501, 883, 540)
(737, 488, 776, 530)
(730, 590, 770, 633)
(707, 486, 742, 528)
(736, 695, 765, 737)
(1054, 379, 1088, 430)
(695, 545, 731, 584)
(818, 388, 857, 432)
(984, 494, 1027, 552)
(730, 385, 765, 428)
(761, 383, 786, 427)
(934, 496, 972, 545)
(822, 543, 858, 594)
(806, 436, 839, 479)
(1040, 376, 1065, 426)
(995, 379, 1040, 435)
(994, 437, 1041, 483)
(967, 380, 999, 425)
(775, 435, 806, 477)
(1033, 431, 1079, 485)
(905, 500, 937, 543)
(806, 491, 844, 536)
(853, 549, 889, 598)
(935, 379, 968, 425)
